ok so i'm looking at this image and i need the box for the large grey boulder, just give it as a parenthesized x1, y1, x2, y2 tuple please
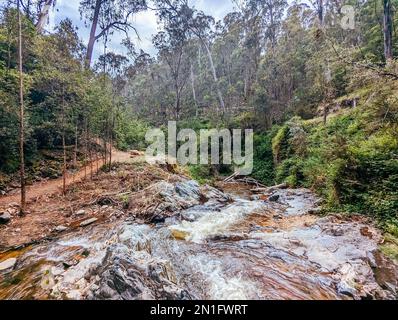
(0, 212, 11, 224)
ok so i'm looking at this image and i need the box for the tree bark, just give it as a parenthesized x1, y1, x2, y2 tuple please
(108, 112, 113, 172)
(35, 0, 53, 33)
(84, 120, 88, 180)
(383, 0, 393, 62)
(61, 85, 67, 196)
(88, 126, 93, 179)
(191, 63, 198, 117)
(17, 0, 26, 214)
(74, 121, 78, 168)
(317, 0, 324, 26)
(85, 0, 102, 68)
(174, 83, 181, 120)
(202, 41, 226, 114)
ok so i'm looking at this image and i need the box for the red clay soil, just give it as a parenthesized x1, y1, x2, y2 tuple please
(0, 154, 155, 250)
(0, 150, 132, 208)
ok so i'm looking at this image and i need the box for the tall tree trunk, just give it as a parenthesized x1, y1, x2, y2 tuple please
(61, 85, 67, 196)
(88, 125, 93, 179)
(96, 142, 99, 174)
(317, 0, 324, 26)
(202, 41, 226, 114)
(244, 73, 248, 99)
(35, 0, 53, 33)
(383, 0, 393, 62)
(17, 0, 26, 215)
(84, 120, 88, 180)
(103, 122, 108, 167)
(197, 46, 202, 70)
(74, 121, 78, 168)
(85, 0, 102, 68)
(174, 83, 181, 120)
(269, 4, 276, 49)
(191, 63, 198, 117)
(108, 112, 113, 172)
(323, 105, 329, 125)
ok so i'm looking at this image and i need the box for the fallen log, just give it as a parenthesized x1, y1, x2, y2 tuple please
(234, 177, 266, 188)
(223, 172, 239, 182)
(223, 173, 266, 188)
(250, 183, 288, 194)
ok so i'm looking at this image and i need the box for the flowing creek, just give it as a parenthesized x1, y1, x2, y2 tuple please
(0, 180, 397, 300)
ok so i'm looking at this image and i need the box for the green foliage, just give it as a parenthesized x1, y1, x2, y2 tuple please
(251, 131, 277, 186)
(188, 164, 214, 185)
(380, 233, 398, 262)
(265, 76, 398, 228)
(115, 116, 150, 151)
(272, 125, 290, 164)
(0, 12, 135, 178)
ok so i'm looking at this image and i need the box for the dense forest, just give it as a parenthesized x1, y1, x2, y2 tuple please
(0, 1, 397, 232)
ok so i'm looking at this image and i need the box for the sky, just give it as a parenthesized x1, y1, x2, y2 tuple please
(48, 0, 236, 61)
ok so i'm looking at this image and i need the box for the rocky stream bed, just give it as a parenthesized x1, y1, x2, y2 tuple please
(0, 179, 397, 300)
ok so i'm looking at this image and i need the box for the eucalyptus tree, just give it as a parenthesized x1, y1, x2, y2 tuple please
(243, 0, 288, 50)
(35, 0, 55, 32)
(17, 0, 26, 213)
(383, 0, 393, 62)
(153, 30, 189, 120)
(155, 0, 226, 114)
(95, 51, 128, 169)
(11, 0, 56, 32)
(79, 0, 147, 68)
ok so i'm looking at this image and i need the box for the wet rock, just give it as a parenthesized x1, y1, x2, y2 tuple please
(75, 209, 86, 216)
(0, 258, 17, 271)
(89, 246, 190, 300)
(307, 208, 322, 215)
(366, 251, 377, 268)
(209, 235, 247, 242)
(337, 281, 356, 298)
(0, 212, 11, 224)
(171, 229, 189, 240)
(331, 227, 344, 237)
(129, 179, 233, 223)
(63, 259, 80, 269)
(150, 215, 166, 224)
(80, 218, 98, 227)
(175, 180, 200, 198)
(268, 194, 280, 202)
(202, 185, 232, 203)
(323, 226, 344, 237)
(360, 227, 374, 239)
(55, 225, 68, 232)
(316, 217, 331, 224)
(337, 264, 357, 298)
(372, 251, 398, 296)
